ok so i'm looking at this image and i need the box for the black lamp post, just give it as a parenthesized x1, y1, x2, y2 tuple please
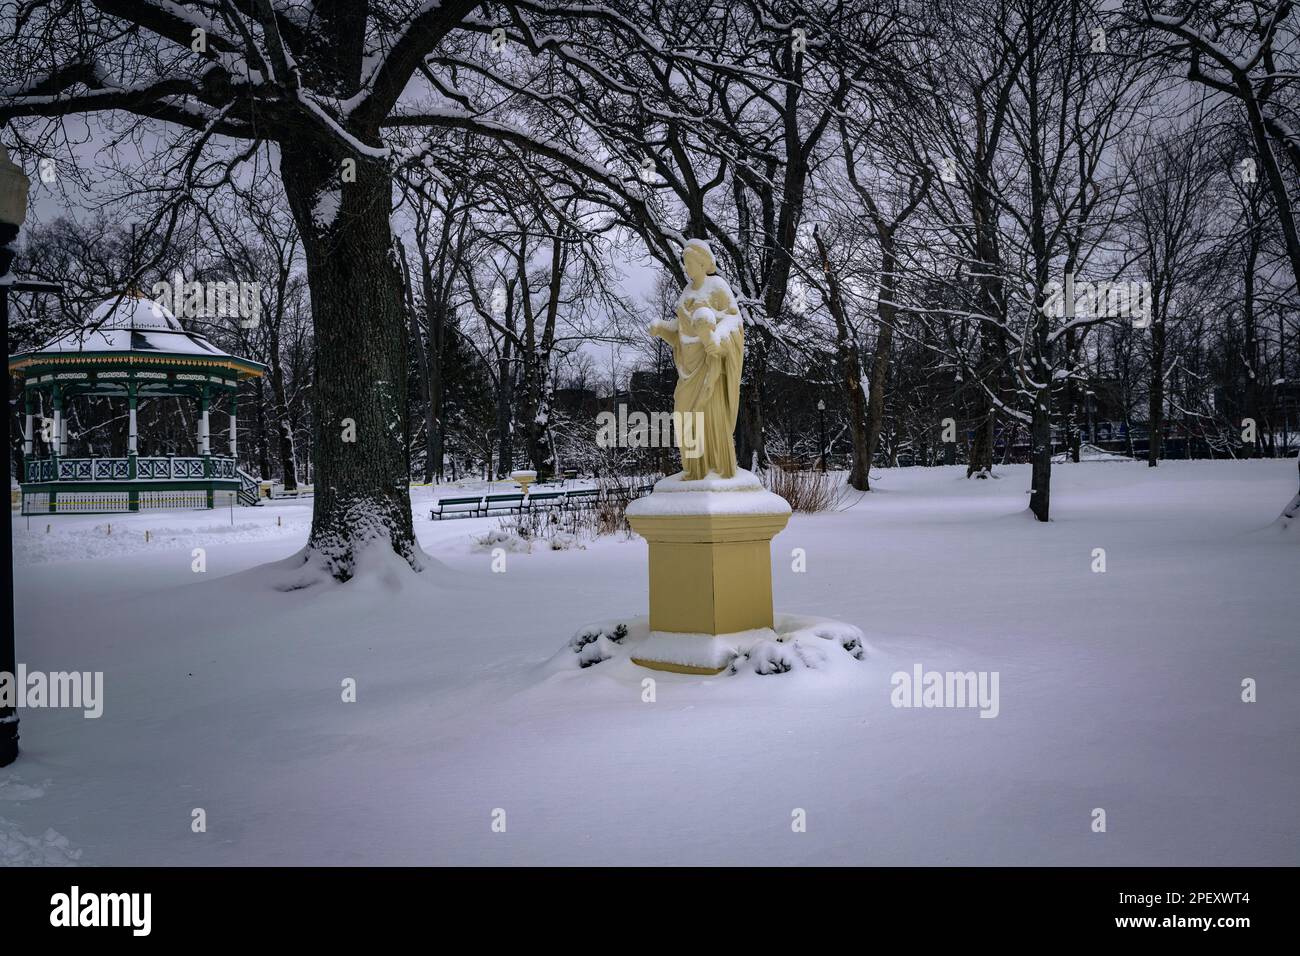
(1, 143, 30, 767)
(817, 398, 827, 473)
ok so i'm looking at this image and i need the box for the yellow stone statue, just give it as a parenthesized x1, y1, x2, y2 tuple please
(650, 239, 744, 480)
(628, 241, 789, 671)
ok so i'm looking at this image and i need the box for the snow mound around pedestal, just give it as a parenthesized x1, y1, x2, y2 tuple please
(551, 613, 867, 677)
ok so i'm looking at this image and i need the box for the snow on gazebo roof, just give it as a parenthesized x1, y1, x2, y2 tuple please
(8, 292, 266, 379)
(88, 293, 186, 332)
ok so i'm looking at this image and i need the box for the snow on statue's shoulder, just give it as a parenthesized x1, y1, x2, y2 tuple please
(673, 273, 735, 308)
(627, 468, 791, 517)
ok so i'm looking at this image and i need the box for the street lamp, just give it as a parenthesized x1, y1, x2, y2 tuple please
(1, 143, 30, 767)
(816, 398, 827, 473)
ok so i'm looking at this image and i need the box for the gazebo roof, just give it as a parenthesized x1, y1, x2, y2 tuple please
(8, 293, 266, 379)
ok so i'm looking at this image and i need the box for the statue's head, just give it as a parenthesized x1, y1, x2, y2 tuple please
(682, 238, 717, 282)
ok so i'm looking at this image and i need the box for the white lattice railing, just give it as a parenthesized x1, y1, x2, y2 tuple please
(21, 489, 239, 515)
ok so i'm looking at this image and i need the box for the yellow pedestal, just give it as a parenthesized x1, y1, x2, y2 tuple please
(626, 509, 790, 674)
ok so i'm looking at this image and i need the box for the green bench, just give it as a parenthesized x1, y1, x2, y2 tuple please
(431, 495, 484, 519)
(484, 493, 526, 515)
(430, 484, 652, 520)
(525, 491, 566, 511)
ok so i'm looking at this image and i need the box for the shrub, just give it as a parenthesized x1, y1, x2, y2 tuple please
(762, 466, 839, 513)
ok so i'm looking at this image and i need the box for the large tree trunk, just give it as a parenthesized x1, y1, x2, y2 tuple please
(519, 347, 545, 477)
(1029, 305, 1053, 520)
(844, 380, 870, 490)
(280, 144, 416, 578)
(519, 230, 563, 480)
(967, 399, 994, 477)
(521, 368, 555, 479)
(1029, 396, 1052, 521)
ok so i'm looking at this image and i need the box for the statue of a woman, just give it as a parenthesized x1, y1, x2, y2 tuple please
(650, 239, 744, 480)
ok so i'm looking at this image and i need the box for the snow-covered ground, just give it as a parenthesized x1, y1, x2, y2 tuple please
(4, 459, 1298, 865)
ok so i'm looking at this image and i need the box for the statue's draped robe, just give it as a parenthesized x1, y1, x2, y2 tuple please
(665, 275, 744, 480)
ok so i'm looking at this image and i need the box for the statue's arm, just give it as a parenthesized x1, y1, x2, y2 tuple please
(702, 326, 723, 356)
(650, 316, 680, 346)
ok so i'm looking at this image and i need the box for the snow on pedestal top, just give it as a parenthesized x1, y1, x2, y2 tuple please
(626, 468, 792, 517)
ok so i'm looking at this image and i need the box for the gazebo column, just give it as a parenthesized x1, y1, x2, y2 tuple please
(200, 386, 213, 508)
(22, 388, 33, 458)
(128, 383, 138, 456)
(199, 387, 210, 456)
(51, 384, 62, 461)
(229, 390, 238, 458)
(127, 381, 139, 511)
(50, 384, 62, 512)
(20, 388, 33, 508)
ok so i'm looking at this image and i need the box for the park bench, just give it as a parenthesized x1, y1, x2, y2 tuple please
(524, 491, 566, 512)
(564, 488, 599, 507)
(483, 493, 526, 515)
(430, 495, 484, 519)
(270, 486, 314, 499)
(601, 484, 644, 502)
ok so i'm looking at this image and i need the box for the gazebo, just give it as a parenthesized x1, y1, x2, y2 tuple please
(9, 292, 266, 514)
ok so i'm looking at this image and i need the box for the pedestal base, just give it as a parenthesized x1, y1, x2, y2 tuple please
(631, 657, 731, 676)
(626, 474, 791, 673)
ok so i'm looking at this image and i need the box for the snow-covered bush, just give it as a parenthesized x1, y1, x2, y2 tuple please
(568, 622, 630, 667)
(475, 509, 591, 552)
(746, 640, 795, 675)
(472, 526, 534, 553)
